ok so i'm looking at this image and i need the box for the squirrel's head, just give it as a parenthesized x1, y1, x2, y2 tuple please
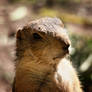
(16, 17, 70, 64)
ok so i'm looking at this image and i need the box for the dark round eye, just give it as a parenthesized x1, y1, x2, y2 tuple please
(33, 33, 42, 40)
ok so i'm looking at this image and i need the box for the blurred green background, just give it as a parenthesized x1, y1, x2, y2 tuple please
(0, 0, 92, 92)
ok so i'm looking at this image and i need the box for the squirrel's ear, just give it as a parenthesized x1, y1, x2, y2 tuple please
(16, 26, 30, 40)
(16, 29, 22, 40)
(16, 30, 22, 49)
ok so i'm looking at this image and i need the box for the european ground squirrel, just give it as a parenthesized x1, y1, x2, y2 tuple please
(12, 17, 83, 92)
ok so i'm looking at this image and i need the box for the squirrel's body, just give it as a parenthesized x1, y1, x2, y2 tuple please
(15, 58, 82, 92)
(13, 17, 83, 92)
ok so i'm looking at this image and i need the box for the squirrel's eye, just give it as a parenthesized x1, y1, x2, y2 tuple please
(33, 33, 42, 40)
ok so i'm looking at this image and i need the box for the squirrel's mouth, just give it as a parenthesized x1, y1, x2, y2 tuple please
(53, 54, 64, 60)
(53, 51, 69, 60)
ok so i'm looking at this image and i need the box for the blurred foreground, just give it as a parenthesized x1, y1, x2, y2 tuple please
(0, 0, 92, 92)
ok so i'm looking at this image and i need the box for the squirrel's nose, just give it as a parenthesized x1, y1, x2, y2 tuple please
(63, 44, 69, 53)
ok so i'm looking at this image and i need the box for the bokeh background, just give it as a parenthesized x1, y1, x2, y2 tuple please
(0, 0, 92, 92)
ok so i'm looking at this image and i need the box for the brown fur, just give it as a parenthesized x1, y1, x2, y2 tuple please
(13, 17, 83, 92)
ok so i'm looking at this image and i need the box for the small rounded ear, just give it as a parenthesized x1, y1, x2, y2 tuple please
(16, 28, 27, 40)
(16, 29, 22, 51)
(16, 26, 31, 41)
(16, 29, 22, 40)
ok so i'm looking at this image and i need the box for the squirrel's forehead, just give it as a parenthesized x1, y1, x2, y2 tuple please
(19, 17, 71, 45)
(26, 25, 70, 46)
(28, 18, 66, 38)
(28, 20, 70, 45)
(29, 17, 64, 27)
(28, 17, 64, 33)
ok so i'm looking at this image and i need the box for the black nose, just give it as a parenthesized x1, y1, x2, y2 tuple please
(63, 44, 69, 50)
(63, 44, 69, 53)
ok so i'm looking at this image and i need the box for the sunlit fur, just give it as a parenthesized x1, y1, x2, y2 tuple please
(14, 17, 83, 92)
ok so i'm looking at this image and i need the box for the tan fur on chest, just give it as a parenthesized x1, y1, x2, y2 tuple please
(16, 57, 57, 92)
(15, 58, 82, 92)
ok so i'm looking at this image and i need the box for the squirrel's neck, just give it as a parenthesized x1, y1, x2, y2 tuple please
(15, 56, 59, 88)
(15, 53, 63, 80)
(16, 47, 62, 71)
(16, 55, 59, 73)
